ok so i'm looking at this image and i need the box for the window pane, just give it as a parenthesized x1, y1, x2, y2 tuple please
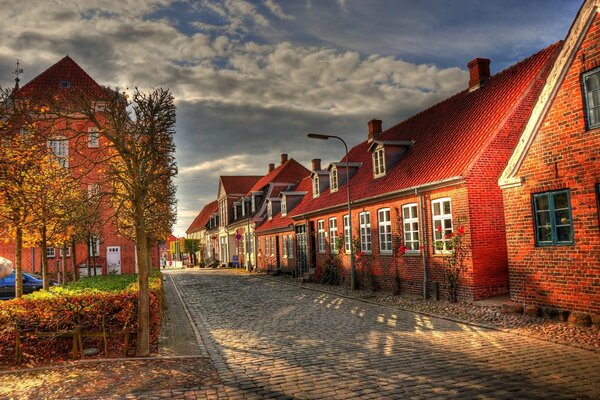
(412, 222, 418, 231)
(412, 232, 419, 241)
(404, 222, 410, 232)
(403, 207, 410, 219)
(555, 209, 571, 226)
(553, 192, 569, 209)
(537, 210, 551, 227)
(585, 73, 600, 91)
(411, 206, 418, 219)
(444, 219, 452, 230)
(433, 202, 441, 216)
(538, 226, 552, 242)
(443, 201, 451, 215)
(556, 226, 573, 242)
(535, 195, 549, 211)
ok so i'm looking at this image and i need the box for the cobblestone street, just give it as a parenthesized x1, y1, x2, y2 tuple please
(171, 269, 600, 399)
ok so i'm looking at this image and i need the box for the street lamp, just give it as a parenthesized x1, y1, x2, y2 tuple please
(307, 133, 356, 290)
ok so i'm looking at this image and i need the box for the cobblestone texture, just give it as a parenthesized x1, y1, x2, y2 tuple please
(172, 269, 600, 399)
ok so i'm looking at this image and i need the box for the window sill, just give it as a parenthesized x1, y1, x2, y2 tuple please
(403, 251, 421, 257)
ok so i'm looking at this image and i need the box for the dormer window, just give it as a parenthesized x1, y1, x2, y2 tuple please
(312, 176, 320, 198)
(241, 198, 246, 217)
(373, 146, 385, 177)
(233, 203, 239, 220)
(330, 168, 338, 192)
(267, 201, 273, 220)
(281, 195, 287, 216)
(251, 195, 256, 212)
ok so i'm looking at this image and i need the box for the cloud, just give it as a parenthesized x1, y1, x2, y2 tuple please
(264, 0, 295, 21)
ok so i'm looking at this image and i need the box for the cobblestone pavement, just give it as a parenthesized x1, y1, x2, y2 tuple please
(170, 268, 600, 400)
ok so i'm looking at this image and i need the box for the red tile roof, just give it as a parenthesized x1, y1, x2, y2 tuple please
(17, 56, 105, 98)
(221, 176, 262, 195)
(256, 176, 311, 233)
(248, 159, 310, 194)
(186, 200, 218, 234)
(290, 42, 562, 218)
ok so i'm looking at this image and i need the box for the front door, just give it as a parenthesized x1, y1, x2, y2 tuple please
(295, 225, 308, 275)
(106, 246, 121, 275)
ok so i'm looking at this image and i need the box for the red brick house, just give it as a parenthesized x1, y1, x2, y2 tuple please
(499, 0, 600, 314)
(257, 43, 562, 301)
(0, 56, 161, 276)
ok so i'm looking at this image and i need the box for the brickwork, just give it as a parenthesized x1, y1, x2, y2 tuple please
(502, 12, 600, 314)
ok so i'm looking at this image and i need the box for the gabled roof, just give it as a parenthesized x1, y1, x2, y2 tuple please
(290, 42, 562, 217)
(256, 177, 311, 233)
(220, 175, 262, 196)
(186, 200, 218, 234)
(248, 159, 310, 193)
(17, 56, 105, 98)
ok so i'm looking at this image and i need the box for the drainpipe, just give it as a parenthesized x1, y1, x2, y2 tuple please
(417, 189, 428, 300)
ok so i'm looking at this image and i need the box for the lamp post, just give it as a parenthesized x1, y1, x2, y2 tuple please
(307, 133, 356, 290)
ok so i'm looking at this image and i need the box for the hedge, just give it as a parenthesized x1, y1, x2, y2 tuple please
(0, 272, 163, 365)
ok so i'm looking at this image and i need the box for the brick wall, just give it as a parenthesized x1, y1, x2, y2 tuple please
(502, 13, 600, 314)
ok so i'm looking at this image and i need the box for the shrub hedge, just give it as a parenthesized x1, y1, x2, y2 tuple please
(0, 271, 163, 365)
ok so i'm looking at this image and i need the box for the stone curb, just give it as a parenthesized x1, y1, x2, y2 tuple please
(250, 272, 600, 354)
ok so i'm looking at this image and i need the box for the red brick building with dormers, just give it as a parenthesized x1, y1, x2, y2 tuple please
(499, 0, 600, 314)
(0, 56, 161, 277)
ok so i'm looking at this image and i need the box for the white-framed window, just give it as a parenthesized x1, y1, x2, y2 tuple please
(46, 247, 56, 258)
(343, 215, 351, 253)
(330, 168, 338, 192)
(88, 127, 99, 148)
(432, 198, 453, 253)
(48, 137, 69, 168)
(402, 203, 420, 252)
(89, 236, 100, 257)
(373, 147, 385, 177)
(312, 176, 320, 198)
(329, 218, 338, 253)
(282, 235, 288, 258)
(359, 211, 372, 253)
(317, 220, 326, 253)
(281, 195, 287, 216)
(378, 208, 392, 254)
(59, 247, 71, 257)
(270, 236, 275, 256)
(287, 234, 294, 259)
(267, 201, 273, 220)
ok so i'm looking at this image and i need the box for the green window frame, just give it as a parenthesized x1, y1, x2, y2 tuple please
(532, 190, 574, 246)
(582, 67, 600, 130)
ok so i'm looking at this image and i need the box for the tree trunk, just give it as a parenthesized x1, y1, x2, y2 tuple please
(41, 226, 49, 290)
(146, 236, 153, 272)
(72, 237, 78, 281)
(135, 198, 150, 356)
(15, 225, 23, 298)
(86, 237, 91, 277)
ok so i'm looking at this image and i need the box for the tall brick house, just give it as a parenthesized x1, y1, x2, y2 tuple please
(255, 43, 561, 301)
(499, 0, 600, 314)
(0, 56, 161, 276)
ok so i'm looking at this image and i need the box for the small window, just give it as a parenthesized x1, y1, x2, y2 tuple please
(373, 147, 385, 177)
(329, 218, 338, 253)
(533, 190, 574, 246)
(47, 247, 56, 258)
(312, 176, 320, 198)
(88, 128, 99, 148)
(343, 215, 351, 253)
(583, 68, 600, 130)
(378, 208, 392, 254)
(287, 234, 294, 258)
(317, 220, 326, 253)
(359, 211, 372, 253)
(402, 204, 420, 252)
(59, 247, 71, 257)
(59, 80, 71, 89)
(432, 198, 452, 253)
(48, 137, 69, 168)
(330, 168, 338, 192)
(281, 195, 287, 217)
(282, 235, 288, 258)
(270, 237, 275, 256)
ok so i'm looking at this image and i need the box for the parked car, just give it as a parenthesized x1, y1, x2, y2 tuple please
(0, 271, 54, 300)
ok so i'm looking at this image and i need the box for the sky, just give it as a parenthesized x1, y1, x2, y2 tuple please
(0, 0, 582, 236)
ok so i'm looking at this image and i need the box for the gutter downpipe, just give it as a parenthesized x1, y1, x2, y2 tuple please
(417, 188, 428, 300)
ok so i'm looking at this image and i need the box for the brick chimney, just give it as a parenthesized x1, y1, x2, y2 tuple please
(467, 58, 491, 90)
(281, 153, 288, 165)
(368, 119, 382, 142)
(311, 159, 321, 171)
(268, 163, 275, 173)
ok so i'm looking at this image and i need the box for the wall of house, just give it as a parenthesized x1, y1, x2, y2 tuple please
(502, 12, 600, 314)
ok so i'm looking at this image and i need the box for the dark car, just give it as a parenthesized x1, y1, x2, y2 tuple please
(0, 271, 47, 300)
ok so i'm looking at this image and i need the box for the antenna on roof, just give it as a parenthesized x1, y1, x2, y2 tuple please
(13, 60, 23, 90)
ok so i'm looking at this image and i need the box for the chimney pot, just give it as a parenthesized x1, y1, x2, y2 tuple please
(467, 58, 491, 90)
(281, 153, 288, 165)
(268, 163, 275, 172)
(311, 158, 321, 171)
(368, 119, 382, 142)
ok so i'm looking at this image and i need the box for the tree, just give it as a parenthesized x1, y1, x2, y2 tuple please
(183, 239, 200, 266)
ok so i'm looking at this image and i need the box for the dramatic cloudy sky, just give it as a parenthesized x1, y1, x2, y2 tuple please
(0, 0, 581, 236)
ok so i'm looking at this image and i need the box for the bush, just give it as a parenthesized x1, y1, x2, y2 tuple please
(0, 272, 163, 365)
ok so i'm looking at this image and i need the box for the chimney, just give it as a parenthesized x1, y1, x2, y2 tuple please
(268, 163, 275, 173)
(311, 158, 321, 171)
(368, 119, 382, 142)
(467, 58, 490, 90)
(280, 153, 288, 165)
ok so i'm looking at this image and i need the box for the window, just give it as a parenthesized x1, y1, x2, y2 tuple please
(378, 208, 392, 254)
(47, 247, 55, 258)
(583, 68, 600, 129)
(287, 234, 294, 258)
(317, 220, 326, 253)
(329, 218, 338, 253)
(359, 212, 372, 253)
(281, 195, 287, 216)
(267, 201, 273, 220)
(312, 176, 320, 198)
(533, 190, 574, 246)
(432, 198, 452, 253)
(402, 204, 420, 252)
(59, 80, 71, 89)
(330, 168, 338, 192)
(89, 236, 100, 257)
(373, 147, 385, 177)
(282, 235, 288, 258)
(88, 128, 99, 148)
(343, 215, 351, 253)
(252, 195, 256, 213)
(48, 137, 68, 168)
(270, 237, 275, 256)
(59, 247, 71, 257)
